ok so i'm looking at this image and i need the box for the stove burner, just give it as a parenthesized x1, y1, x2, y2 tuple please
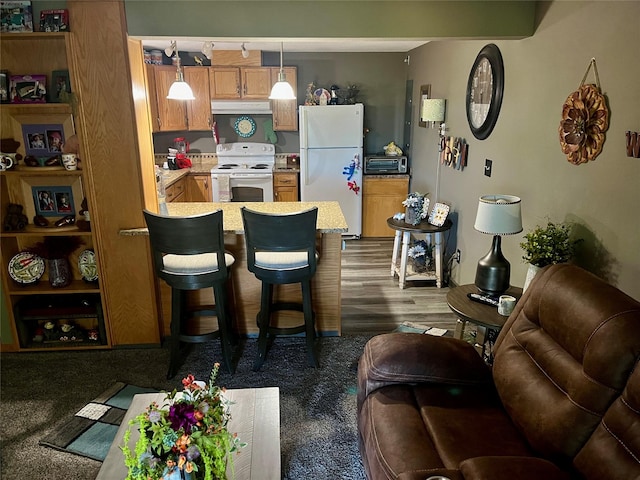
(251, 164, 269, 169)
(218, 164, 238, 169)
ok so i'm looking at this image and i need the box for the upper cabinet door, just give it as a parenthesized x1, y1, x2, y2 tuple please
(210, 67, 241, 99)
(241, 67, 272, 99)
(184, 67, 212, 130)
(270, 67, 298, 131)
(154, 66, 188, 131)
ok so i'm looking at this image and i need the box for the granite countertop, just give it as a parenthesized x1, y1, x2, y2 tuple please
(120, 201, 347, 235)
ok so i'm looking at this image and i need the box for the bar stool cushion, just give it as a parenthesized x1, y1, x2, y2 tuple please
(163, 252, 235, 275)
(255, 251, 319, 270)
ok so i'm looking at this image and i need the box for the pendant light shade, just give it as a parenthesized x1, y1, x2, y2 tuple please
(269, 42, 296, 100)
(166, 41, 195, 101)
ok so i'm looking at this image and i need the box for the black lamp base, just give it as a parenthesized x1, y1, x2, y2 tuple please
(475, 235, 511, 295)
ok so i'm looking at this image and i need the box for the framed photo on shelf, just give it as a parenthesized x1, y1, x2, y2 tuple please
(0, 70, 9, 104)
(428, 202, 450, 227)
(0, 1, 34, 33)
(9, 74, 46, 103)
(50, 70, 71, 103)
(20, 175, 82, 221)
(39, 8, 69, 32)
(10, 113, 75, 159)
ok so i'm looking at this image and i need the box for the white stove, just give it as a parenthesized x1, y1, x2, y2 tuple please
(211, 142, 276, 202)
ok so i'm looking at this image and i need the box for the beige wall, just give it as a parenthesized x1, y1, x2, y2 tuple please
(408, 1, 640, 299)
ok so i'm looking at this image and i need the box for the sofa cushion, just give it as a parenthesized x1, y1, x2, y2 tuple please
(573, 361, 640, 479)
(492, 264, 640, 461)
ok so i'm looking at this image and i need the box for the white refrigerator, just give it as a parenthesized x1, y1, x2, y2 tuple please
(299, 104, 364, 237)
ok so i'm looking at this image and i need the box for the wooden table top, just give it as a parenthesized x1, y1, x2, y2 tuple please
(387, 217, 453, 234)
(96, 387, 281, 480)
(447, 284, 523, 330)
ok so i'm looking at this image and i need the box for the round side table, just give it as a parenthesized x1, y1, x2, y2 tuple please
(447, 284, 522, 364)
(386, 217, 453, 289)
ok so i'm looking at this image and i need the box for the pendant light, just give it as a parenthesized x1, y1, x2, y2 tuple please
(166, 41, 195, 101)
(269, 42, 296, 100)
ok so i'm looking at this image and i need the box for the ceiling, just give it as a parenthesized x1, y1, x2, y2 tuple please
(138, 37, 429, 54)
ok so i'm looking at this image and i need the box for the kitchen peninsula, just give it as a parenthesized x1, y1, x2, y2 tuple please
(122, 201, 347, 337)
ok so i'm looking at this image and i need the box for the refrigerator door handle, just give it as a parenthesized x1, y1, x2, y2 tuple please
(300, 108, 308, 149)
(301, 151, 309, 186)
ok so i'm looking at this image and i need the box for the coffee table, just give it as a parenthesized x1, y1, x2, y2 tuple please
(96, 387, 280, 480)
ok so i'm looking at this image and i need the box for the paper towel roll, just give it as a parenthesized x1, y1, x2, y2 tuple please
(217, 175, 231, 202)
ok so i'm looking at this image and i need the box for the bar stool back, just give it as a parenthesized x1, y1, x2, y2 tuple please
(241, 206, 319, 371)
(143, 210, 235, 378)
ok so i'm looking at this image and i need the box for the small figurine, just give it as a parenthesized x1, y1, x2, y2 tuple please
(3, 203, 28, 231)
(43, 320, 57, 341)
(194, 56, 204, 67)
(383, 141, 403, 156)
(330, 84, 339, 105)
(305, 83, 316, 106)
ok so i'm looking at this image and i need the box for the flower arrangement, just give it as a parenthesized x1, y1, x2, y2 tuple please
(520, 221, 580, 268)
(402, 192, 430, 226)
(122, 364, 245, 480)
(408, 239, 434, 272)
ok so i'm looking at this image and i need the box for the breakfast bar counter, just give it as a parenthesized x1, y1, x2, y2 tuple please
(122, 202, 347, 337)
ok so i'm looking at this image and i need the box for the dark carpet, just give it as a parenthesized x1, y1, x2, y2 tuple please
(1, 334, 373, 479)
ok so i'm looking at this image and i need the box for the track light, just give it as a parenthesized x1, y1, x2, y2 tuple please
(201, 41, 214, 60)
(241, 43, 249, 59)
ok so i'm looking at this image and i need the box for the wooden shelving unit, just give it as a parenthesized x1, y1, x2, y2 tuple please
(0, 32, 109, 351)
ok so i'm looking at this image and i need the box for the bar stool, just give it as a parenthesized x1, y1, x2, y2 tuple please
(241, 206, 319, 371)
(143, 210, 236, 379)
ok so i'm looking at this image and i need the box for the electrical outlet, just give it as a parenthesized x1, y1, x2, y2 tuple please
(484, 159, 493, 177)
(455, 249, 461, 263)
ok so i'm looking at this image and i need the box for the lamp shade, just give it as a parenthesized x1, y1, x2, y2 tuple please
(421, 99, 446, 122)
(167, 80, 195, 100)
(474, 195, 522, 235)
(269, 76, 296, 100)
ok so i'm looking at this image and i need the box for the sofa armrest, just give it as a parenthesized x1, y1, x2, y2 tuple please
(459, 456, 572, 480)
(357, 333, 492, 407)
(396, 469, 464, 480)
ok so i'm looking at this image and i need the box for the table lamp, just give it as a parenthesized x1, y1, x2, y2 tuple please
(473, 194, 522, 295)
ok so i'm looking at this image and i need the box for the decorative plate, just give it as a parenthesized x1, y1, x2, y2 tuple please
(234, 116, 256, 138)
(8, 251, 45, 284)
(428, 202, 450, 227)
(313, 88, 331, 105)
(78, 249, 98, 282)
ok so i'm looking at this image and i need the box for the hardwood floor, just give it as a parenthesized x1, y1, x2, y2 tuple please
(340, 238, 458, 335)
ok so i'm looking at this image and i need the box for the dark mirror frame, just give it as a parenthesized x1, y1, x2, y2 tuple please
(466, 43, 504, 140)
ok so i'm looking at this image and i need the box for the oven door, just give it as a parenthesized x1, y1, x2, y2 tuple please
(211, 173, 274, 202)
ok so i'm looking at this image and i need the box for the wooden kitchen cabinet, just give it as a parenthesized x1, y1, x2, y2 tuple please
(273, 172, 299, 202)
(184, 67, 213, 130)
(187, 174, 213, 202)
(210, 66, 272, 99)
(209, 67, 241, 99)
(241, 67, 272, 98)
(153, 66, 188, 131)
(270, 67, 298, 131)
(146, 64, 161, 132)
(165, 177, 186, 202)
(363, 176, 410, 237)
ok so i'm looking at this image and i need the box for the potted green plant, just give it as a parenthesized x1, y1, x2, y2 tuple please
(520, 221, 580, 290)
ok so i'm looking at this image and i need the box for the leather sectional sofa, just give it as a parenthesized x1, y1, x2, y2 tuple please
(357, 264, 640, 479)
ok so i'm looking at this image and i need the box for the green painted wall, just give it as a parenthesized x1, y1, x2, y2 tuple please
(124, 1, 536, 40)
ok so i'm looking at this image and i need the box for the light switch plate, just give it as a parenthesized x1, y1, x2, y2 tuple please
(484, 159, 492, 177)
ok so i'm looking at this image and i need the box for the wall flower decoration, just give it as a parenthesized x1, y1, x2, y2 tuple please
(558, 83, 609, 165)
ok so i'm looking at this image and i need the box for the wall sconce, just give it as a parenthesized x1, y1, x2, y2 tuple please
(201, 41, 214, 60)
(269, 42, 296, 100)
(166, 41, 195, 101)
(474, 195, 523, 295)
(241, 43, 249, 59)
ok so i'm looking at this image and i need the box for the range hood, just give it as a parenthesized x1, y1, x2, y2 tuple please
(211, 100, 272, 114)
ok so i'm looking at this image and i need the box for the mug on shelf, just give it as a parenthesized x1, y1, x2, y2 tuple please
(62, 153, 78, 171)
(0, 154, 15, 171)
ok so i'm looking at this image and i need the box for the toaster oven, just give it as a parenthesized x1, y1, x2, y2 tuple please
(364, 155, 408, 174)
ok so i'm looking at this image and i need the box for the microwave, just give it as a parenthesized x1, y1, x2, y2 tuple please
(364, 155, 408, 174)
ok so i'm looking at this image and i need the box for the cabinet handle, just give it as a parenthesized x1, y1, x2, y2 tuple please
(243, 83, 247, 95)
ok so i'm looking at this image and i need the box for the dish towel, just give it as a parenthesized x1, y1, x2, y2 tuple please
(217, 175, 231, 201)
